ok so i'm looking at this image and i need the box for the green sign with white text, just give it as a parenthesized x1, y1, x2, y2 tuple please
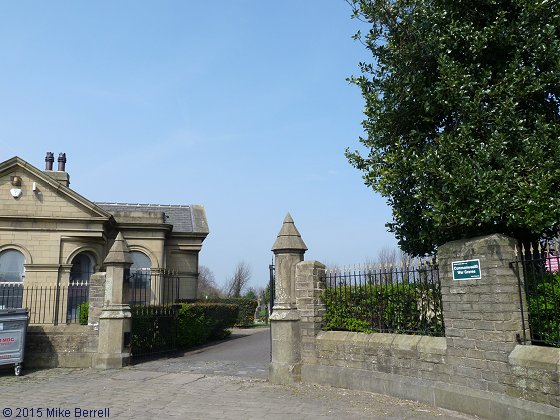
(452, 259, 481, 280)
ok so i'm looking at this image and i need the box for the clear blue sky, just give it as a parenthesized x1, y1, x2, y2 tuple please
(0, 1, 397, 291)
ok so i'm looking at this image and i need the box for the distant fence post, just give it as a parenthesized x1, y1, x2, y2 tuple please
(269, 213, 307, 384)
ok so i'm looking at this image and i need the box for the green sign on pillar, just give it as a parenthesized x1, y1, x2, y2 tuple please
(452, 259, 481, 280)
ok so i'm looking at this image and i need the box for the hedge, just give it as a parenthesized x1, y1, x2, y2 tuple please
(176, 298, 257, 327)
(177, 303, 238, 348)
(130, 305, 178, 355)
(78, 302, 89, 325)
(130, 303, 237, 353)
(323, 283, 444, 336)
(526, 272, 560, 347)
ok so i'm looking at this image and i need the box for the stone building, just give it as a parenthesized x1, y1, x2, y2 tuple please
(0, 153, 208, 319)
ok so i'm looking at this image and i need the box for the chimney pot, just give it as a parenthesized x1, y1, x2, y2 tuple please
(57, 153, 67, 171)
(45, 152, 54, 171)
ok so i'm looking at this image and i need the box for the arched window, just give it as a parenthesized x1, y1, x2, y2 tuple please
(0, 249, 25, 309)
(0, 249, 25, 283)
(70, 252, 96, 284)
(131, 251, 151, 273)
(131, 251, 152, 285)
(129, 251, 152, 304)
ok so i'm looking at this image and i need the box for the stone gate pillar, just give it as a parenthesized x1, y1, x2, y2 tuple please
(269, 213, 307, 384)
(94, 232, 133, 369)
(295, 261, 326, 366)
(438, 234, 531, 391)
(87, 272, 106, 326)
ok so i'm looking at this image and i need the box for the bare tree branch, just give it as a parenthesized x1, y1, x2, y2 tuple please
(197, 265, 222, 298)
(224, 261, 251, 298)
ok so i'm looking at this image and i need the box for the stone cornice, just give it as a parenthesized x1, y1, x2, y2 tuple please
(114, 222, 173, 232)
(0, 215, 108, 223)
(24, 264, 62, 272)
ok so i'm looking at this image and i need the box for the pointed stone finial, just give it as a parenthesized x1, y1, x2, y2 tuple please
(272, 213, 307, 253)
(104, 232, 133, 265)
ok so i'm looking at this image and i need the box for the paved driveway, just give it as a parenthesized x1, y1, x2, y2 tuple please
(133, 327, 271, 378)
(0, 328, 477, 420)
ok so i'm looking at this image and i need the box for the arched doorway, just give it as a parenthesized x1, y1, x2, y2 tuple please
(0, 249, 25, 309)
(68, 252, 96, 322)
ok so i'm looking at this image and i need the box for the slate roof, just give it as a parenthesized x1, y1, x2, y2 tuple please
(95, 202, 208, 234)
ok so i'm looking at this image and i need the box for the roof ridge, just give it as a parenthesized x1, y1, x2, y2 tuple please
(95, 202, 191, 208)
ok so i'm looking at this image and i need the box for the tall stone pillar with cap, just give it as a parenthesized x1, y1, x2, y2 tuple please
(94, 232, 133, 369)
(269, 213, 307, 384)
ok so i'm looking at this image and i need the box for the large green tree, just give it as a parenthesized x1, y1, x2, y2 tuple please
(346, 0, 560, 255)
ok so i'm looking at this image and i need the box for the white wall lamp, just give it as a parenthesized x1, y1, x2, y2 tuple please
(10, 188, 22, 198)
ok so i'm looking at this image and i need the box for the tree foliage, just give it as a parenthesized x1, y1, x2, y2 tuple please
(243, 287, 257, 300)
(345, 0, 560, 255)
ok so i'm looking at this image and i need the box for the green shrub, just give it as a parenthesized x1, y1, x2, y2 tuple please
(526, 272, 560, 347)
(258, 309, 268, 321)
(177, 303, 238, 348)
(323, 283, 444, 336)
(78, 302, 89, 325)
(177, 298, 257, 327)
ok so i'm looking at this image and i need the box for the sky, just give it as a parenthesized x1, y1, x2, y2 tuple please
(0, 1, 398, 291)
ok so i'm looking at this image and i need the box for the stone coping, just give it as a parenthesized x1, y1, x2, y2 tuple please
(509, 344, 560, 371)
(316, 331, 447, 354)
(27, 324, 98, 334)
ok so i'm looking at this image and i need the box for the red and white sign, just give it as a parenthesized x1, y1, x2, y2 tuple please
(0, 331, 21, 355)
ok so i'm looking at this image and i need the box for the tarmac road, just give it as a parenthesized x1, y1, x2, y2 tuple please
(133, 327, 271, 378)
(0, 328, 478, 419)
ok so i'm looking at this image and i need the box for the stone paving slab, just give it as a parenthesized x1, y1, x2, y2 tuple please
(0, 367, 478, 420)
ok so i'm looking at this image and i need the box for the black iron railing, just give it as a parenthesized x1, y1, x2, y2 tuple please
(0, 282, 89, 324)
(128, 269, 180, 306)
(323, 261, 444, 337)
(513, 242, 560, 347)
(129, 270, 181, 359)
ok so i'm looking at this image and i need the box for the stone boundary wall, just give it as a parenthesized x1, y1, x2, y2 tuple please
(271, 230, 560, 420)
(302, 331, 558, 420)
(24, 325, 99, 368)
